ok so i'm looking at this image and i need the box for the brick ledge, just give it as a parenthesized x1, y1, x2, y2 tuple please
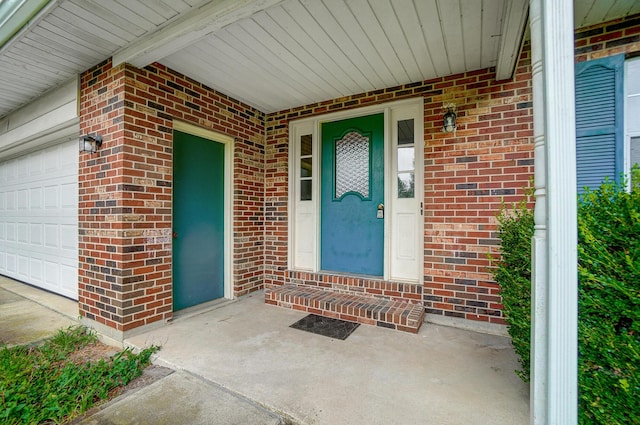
(265, 284, 425, 334)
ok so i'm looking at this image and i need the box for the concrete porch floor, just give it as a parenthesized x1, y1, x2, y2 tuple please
(125, 292, 530, 425)
(0, 278, 529, 424)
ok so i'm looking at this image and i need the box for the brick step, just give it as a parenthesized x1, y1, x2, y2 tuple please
(265, 284, 425, 334)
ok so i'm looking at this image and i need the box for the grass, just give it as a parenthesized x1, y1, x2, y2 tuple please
(0, 326, 159, 425)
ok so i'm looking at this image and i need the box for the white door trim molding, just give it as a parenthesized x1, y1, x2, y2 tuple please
(288, 98, 424, 283)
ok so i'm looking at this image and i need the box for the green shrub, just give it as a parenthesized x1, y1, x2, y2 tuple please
(492, 195, 534, 382)
(0, 326, 159, 425)
(493, 170, 640, 424)
(577, 170, 640, 425)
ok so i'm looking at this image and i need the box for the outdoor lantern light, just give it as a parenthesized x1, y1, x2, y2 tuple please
(79, 134, 103, 153)
(443, 106, 457, 133)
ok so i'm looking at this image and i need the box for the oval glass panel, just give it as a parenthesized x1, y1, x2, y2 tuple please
(335, 131, 370, 198)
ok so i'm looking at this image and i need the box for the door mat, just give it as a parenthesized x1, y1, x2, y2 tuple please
(290, 314, 360, 340)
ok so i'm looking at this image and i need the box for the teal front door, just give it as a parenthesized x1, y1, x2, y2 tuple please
(172, 131, 225, 311)
(321, 114, 385, 276)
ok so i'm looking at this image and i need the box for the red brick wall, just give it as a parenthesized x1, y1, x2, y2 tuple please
(575, 14, 640, 62)
(79, 14, 640, 333)
(79, 59, 265, 332)
(265, 47, 534, 326)
(421, 53, 534, 324)
(265, 14, 640, 326)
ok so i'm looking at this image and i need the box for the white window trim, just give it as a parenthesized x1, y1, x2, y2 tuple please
(287, 98, 424, 283)
(624, 57, 640, 186)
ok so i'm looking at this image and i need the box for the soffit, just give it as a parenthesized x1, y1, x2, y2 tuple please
(0, 0, 638, 119)
(575, 0, 640, 28)
(160, 0, 513, 113)
(0, 0, 210, 119)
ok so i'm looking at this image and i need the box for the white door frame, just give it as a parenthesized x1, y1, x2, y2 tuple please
(288, 98, 424, 283)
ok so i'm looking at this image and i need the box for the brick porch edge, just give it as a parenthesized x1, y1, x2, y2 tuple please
(265, 284, 425, 333)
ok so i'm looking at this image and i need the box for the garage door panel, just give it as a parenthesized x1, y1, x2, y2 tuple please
(18, 255, 28, 278)
(7, 191, 16, 209)
(6, 253, 16, 273)
(44, 224, 58, 247)
(61, 183, 76, 208)
(5, 160, 16, 180)
(45, 261, 58, 284)
(30, 223, 43, 244)
(18, 159, 28, 178)
(60, 143, 76, 166)
(30, 258, 43, 282)
(60, 265, 76, 296)
(6, 223, 16, 241)
(17, 190, 28, 209)
(60, 224, 76, 250)
(0, 139, 78, 299)
(29, 151, 44, 176)
(18, 223, 28, 242)
(31, 187, 43, 208)
(44, 186, 58, 208)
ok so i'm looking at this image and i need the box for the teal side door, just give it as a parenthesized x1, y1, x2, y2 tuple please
(173, 130, 225, 310)
(321, 114, 385, 276)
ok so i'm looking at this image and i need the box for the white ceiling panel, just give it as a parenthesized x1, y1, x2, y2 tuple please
(480, 0, 505, 70)
(0, 0, 210, 119)
(0, 0, 638, 119)
(161, 0, 521, 112)
(284, 0, 382, 91)
(575, 0, 640, 28)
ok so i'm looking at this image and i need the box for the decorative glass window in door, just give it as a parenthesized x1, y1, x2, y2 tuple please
(335, 131, 370, 198)
(397, 119, 415, 198)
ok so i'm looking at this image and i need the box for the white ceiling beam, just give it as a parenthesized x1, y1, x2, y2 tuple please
(112, 0, 286, 68)
(495, 0, 529, 81)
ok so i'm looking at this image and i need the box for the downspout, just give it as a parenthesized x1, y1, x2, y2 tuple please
(529, 0, 578, 424)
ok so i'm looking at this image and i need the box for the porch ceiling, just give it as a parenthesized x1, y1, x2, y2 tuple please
(0, 0, 639, 119)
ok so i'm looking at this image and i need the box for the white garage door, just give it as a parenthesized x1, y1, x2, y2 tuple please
(0, 139, 78, 299)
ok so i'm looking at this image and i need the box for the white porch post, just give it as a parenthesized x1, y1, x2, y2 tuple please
(529, 0, 578, 424)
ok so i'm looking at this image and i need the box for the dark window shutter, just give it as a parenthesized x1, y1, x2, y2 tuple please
(575, 55, 624, 193)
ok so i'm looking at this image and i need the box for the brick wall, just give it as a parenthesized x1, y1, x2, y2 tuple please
(79, 59, 264, 334)
(78, 14, 640, 334)
(265, 47, 534, 326)
(575, 14, 640, 62)
(264, 13, 640, 327)
(421, 53, 533, 324)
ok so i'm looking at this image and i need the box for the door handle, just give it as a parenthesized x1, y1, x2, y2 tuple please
(377, 203, 384, 219)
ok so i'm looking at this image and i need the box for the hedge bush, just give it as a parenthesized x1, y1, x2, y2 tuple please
(493, 169, 640, 424)
(577, 171, 639, 425)
(492, 195, 534, 382)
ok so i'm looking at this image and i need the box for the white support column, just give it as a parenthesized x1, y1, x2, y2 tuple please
(529, 1, 578, 424)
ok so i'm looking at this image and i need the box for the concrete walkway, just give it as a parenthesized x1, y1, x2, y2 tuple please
(75, 370, 282, 425)
(1, 278, 530, 425)
(0, 277, 77, 346)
